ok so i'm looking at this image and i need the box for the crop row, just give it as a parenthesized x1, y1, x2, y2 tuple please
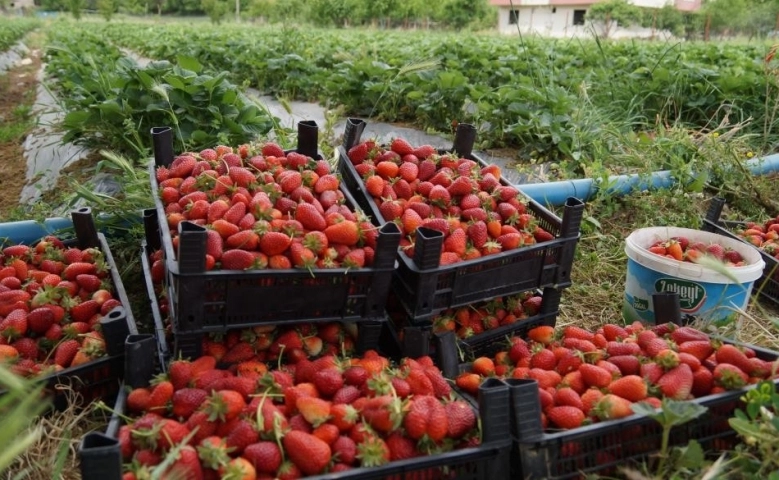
(0, 18, 39, 52)
(43, 28, 276, 157)
(78, 21, 777, 159)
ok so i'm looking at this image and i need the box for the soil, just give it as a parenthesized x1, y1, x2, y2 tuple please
(0, 48, 40, 218)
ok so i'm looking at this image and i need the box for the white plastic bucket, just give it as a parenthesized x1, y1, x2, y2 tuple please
(623, 227, 765, 323)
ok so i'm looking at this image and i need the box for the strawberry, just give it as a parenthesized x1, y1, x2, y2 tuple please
(606, 355, 641, 376)
(445, 400, 477, 438)
(205, 390, 246, 422)
(26, 307, 55, 335)
(691, 367, 714, 397)
(579, 364, 613, 389)
(678, 340, 714, 361)
(324, 221, 360, 246)
(220, 249, 256, 271)
(69, 300, 101, 323)
(53, 339, 79, 368)
(295, 203, 327, 231)
(260, 232, 292, 257)
(714, 344, 754, 375)
(607, 375, 647, 402)
(713, 363, 749, 389)
(404, 395, 448, 442)
(261, 142, 285, 158)
(243, 441, 282, 474)
(148, 380, 174, 412)
(390, 138, 414, 156)
(347, 143, 369, 164)
(171, 388, 208, 418)
(670, 326, 709, 344)
(296, 397, 332, 428)
(527, 325, 555, 345)
(593, 394, 633, 420)
(282, 430, 332, 475)
(657, 363, 693, 400)
(225, 230, 260, 251)
(225, 419, 259, 455)
(62, 262, 96, 281)
(0, 309, 27, 340)
(547, 405, 585, 429)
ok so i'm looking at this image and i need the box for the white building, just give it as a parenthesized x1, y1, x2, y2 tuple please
(491, 0, 701, 38)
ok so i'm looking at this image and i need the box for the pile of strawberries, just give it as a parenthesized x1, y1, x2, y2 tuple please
(157, 143, 377, 271)
(345, 138, 555, 265)
(118, 351, 479, 479)
(646, 236, 747, 266)
(455, 322, 778, 431)
(736, 216, 779, 259)
(0, 237, 124, 376)
(430, 291, 544, 339)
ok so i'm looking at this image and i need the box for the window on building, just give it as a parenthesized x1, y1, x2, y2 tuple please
(573, 9, 586, 26)
(509, 9, 520, 25)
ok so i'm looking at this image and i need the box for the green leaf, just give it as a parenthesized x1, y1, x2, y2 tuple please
(62, 110, 91, 127)
(176, 55, 202, 73)
(222, 89, 237, 105)
(675, 440, 704, 469)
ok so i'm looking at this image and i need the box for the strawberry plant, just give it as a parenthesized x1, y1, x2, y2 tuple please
(728, 380, 779, 477)
(0, 18, 39, 52)
(44, 29, 275, 159)
(455, 322, 778, 431)
(0, 236, 129, 377)
(345, 138, 556, 266)
(114, 351, 480, 478)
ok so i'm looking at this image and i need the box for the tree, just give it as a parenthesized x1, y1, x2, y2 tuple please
(201, 0, 229, 23)
(437, 0, 490, 30)
(586, 0, 643, 38)
(68, 0, 83, 19)
(97, 0, 116, 20)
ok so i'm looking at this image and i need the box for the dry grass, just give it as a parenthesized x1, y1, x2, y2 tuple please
(4, 387, 112, 480)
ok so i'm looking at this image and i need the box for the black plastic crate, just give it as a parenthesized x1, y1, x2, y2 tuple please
(80, 346, 514, 480)
(390, 286, 562, 365)
(338, 119, 584, 321)
(148, 125, 402, 333)
(701, 197, 779, 307)
(0, 208, 138, 410)
(141, 238, 392, 360)
(503, 340, 779, 480)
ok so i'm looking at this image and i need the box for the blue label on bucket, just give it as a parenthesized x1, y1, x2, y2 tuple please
(623, 257, 753, 323)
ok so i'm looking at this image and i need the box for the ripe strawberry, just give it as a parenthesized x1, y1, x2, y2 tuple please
(295, 203, 327, 231)
(296, 397, 332, 428)
(670, 326, 709, 344)
(0, 309, 28, 340)
(714, 344, 753, 375)
(606, 355, 640, 376)
(528, 325, 555, 345)
(691, 367, 714, 397)
(593, 394, 633, 420)
(405, 368, 435, 396)
(347, 143, 369, 164)
(260, 232, 292, 257)
(404, 395, 448, 441)
(241, 441, 282, 475)
(657, 363, 694, 400)
(261, 142, 285, 158)
(579, 364, 613, 389)
(324, 221, 360, 246)
(390, 138, 414, 156)
(26, 307, 55, 335)
(282, 430, 331, 475)
(69, 300, 100, 323)
(148, 380, 174, 412)
(220, 249, 256, 271)
(713, 363, 749, 389)
(171, 388, 208, 419)
(205, 390, 246, 422)
(678, 340, 714, 361)
(547, 405, 586, 429)
(607, 375, 647, 402)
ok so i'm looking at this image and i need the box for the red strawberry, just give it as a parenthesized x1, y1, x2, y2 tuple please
(678, 340, 714, 361)
(670, 326, 709, 344)
(547, 405, 585, 429)
(220, 250, 256, 271)
(171, 388, 208, 419)
(63, 262, 97, 281)
(54, 339, 80, 367)
(713, 363, 749, 389)
(26, 307, 55, 335)
(282, 431, 331, 476)
(607, 375, 647, 402)
(0, 309, 27, 340)
(261, 142, 285, 158)
(390, 138, 414, 156)
(243, 441, 282, 474)
(70, 300, 100, 323)
(295, 203, 327, 231)
(260, 232, 292, 257)
(593, 394, 633, 420)
(656, 363, 693, 400)
(347, 143, 369, 164)
(579, 364, 613, 389)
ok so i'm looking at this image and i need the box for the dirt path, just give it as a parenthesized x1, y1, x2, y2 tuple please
(0, 44, 40, 219)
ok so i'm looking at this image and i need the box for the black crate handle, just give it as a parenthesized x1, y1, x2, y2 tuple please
(100, 306, 131, 358)
(151, 126, 174, 167)
(343, 118, 366, 151)
(297, 120, 319, 158)
(124, 334, 157, 389)
(478, 378, 511, 443)
(413, 227, 444, 270)
(143, 208, 161, 251)
(435, 331, 460, 379)
(79, 432, 123, 480)
(452, 123, 476, 157)
(71, 207, 100, 249)
(504, 378, 543, 442)
(402, 327, 431, 359)
(705, 197, 727, 224)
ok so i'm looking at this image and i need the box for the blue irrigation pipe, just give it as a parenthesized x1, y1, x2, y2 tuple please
(519, 153, 779, 207)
